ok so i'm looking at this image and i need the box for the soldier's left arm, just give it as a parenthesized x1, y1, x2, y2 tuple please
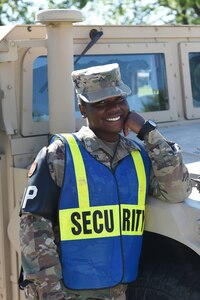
(144, 129, 192, 203)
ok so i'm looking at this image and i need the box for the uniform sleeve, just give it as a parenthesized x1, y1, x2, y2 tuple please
(144, 129, 192, 203)
(47, 139, 65, 188)
(20, 214, 65, 300)
(20, 141, 66, 299)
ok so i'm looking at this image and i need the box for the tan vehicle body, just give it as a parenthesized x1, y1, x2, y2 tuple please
(0, 9, 199, 300)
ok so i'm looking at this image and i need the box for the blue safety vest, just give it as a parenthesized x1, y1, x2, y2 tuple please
(58, 134, 151, 290)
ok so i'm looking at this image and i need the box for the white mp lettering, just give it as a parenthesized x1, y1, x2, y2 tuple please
(22, 186, 38, 209)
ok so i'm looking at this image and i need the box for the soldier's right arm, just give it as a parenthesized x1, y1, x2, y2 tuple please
(20, 145, 66, 300)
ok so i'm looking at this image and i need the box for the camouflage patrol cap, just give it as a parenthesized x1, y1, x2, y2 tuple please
(71, 63, 131, 103)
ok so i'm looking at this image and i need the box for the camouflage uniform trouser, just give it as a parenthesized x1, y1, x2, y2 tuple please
(114, 292, 126, 300)
(115, 293, 126, 300)
(88, 293, 126, 300)
(24, 284, 126, 300)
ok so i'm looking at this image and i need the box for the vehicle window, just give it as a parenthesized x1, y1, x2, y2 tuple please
(74, 54, 169, 113)
(32, 56, 49, 122)
(32, 53, 169, 120)
(189, 52, 200, 108)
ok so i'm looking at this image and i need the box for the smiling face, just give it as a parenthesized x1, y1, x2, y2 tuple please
(79, 96, 130, 142)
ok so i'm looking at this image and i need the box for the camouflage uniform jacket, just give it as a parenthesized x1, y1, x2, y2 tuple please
(20, 126, 192, 300)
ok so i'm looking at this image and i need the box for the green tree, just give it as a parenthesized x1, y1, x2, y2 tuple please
(0, 0, 35, 25)
(84, 0, 200, 25)
(157, 0, 200, 24)
(0, 0, 87, 25)
(84, 0, 151, 25)
(1, 0, 200, 25)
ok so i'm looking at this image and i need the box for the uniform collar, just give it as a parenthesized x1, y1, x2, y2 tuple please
(75, 126, 141, 155)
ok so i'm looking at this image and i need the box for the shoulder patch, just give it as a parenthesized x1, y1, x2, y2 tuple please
(28, 161, 38, 177)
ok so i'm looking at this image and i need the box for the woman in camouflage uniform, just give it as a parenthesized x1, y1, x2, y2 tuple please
(20, 63, 192, 300)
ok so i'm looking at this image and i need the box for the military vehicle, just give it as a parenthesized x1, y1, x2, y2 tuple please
(0, 9, 199, 300)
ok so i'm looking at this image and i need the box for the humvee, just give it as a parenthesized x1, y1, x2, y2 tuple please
(0, 9, 199, 300)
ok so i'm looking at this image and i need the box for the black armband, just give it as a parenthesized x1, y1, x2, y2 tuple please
(20, 147, 60, 223)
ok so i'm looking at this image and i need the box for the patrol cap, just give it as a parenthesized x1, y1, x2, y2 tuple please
(71, 63, 131, 103)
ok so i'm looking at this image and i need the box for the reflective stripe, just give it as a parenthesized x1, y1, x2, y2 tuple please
(131, 150, 146, 207)
(121, 204, 145, 235)
(62, 134, 90, 208)
(59, 205, 120, 240)
(59, 204, 144, 240)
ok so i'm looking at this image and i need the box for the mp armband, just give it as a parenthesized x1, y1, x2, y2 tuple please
(20, 147, 60, 223)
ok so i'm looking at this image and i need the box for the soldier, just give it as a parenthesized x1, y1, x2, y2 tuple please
(20, 63, 192, 300)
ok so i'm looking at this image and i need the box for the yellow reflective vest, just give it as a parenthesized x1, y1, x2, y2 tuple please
(58, 134, 151, 290)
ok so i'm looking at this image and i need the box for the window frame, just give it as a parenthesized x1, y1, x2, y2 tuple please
(179, 42, 200, 119)
(22, 42, 178, 136)
(74, 42, 178, 123)
(22, 47, 48, 136)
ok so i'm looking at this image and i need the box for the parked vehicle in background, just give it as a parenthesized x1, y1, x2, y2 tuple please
(0, 9, 199, 300)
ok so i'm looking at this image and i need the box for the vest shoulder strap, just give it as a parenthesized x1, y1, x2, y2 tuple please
(50, 133, 72, 144)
